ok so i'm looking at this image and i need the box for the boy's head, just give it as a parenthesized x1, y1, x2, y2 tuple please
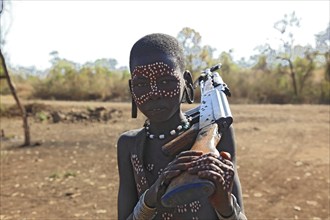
(128, 33, 193, 121)
(129, 33, 185, 73)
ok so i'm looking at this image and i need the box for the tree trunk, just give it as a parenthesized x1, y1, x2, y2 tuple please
(277, 56, 298, 98)
(0, 50, 31, 146)
(287, 59, 298, 97)
(299, 54, 314, 95)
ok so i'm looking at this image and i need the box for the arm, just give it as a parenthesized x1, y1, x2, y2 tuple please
(117, 134, 138, 220)
(217, 125, 244, 212)
(213, 125, 246, 219)
(187, 125, 247, 219)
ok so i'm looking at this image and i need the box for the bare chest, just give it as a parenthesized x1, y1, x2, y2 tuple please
(143, 140, 175, 184)
(137, 141, 218, 219)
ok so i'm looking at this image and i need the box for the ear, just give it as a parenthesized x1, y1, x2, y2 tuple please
(128, 79, 137, 118)
(183, 70, 193, 85)
(128, 79, 133, 93)
(182, 70, 194, 104)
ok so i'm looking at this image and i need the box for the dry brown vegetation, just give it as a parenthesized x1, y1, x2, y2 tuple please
(0, 96, 329, 219)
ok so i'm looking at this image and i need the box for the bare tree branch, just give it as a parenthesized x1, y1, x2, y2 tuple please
(0, 49, 31, 146)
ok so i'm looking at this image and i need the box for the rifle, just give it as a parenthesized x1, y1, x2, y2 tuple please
(161, 64, 233, 207)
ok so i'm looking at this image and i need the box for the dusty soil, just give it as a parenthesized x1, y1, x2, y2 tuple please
(0, 97, 329, 219)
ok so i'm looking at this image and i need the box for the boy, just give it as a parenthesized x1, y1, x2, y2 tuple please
(117, 33, 247, 219)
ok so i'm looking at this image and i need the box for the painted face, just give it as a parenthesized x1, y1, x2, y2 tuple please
(131, 61, 182, 105)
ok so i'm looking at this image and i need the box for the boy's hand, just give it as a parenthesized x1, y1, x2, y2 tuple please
(187, 151, 235, 214)
(144, 150, 203, 208)
(187, 151, 234, 191)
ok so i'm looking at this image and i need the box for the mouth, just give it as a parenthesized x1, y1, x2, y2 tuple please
(146, 106, 167, 114)
(150, 107, 163, 111)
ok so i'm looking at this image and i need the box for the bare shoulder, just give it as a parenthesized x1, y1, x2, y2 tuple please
(118, 128, 143, 144)
(117, 128, 144, 154)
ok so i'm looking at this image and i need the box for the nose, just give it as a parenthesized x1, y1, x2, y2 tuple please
(149, 81, 161, 100)
(149, 89, 162, 100)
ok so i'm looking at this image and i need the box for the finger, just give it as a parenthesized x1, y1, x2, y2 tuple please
(218, 152, 234, 170)
(202, 151, 232, 163)
(220, 151, 231, 161)
(187, 163, 224, 176)
(197, 170, 232, 191)
(202, 152, 232, 165)
(223, 169, 234, 190)
(170, 152, 203, 168)
(175, 150, 203, 158)
(197, 170, 227, 188)
(219, 157, 234, 168)
(165, 156, 202, 173)
(174, 155, 202, 164)
(202, 152, 220, 158)
(189, 154, 219, 167)
(215, 159, 234, 186)
(190, 154, 235, 178)
(167, 162, 194, 171)
(190, 156, 235, 192)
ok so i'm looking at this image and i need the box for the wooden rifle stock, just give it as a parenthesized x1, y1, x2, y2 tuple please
(161, 123, 221, 207)
(162, 123, 199, 156)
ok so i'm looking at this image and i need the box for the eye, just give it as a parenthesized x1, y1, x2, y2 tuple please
(161, 80, 168, 84)
(158, 76, 178, 85)
(132, 80, 148, 88)
(137, 82, 147, 87)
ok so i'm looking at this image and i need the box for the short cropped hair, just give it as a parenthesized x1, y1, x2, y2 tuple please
(129, 33, 185, 72)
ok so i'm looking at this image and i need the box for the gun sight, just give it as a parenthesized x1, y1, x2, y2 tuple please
(194, 63, 223, 89)
(202, 63, 222, 74)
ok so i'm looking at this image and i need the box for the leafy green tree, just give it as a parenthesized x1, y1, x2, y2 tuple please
(200, 45, 217, 70)
(315, 23, 330, 81)
(94, 58, 118, 70)
(217, 51, 240, 75)
(177, 27, 216, 76)
(252, 55, 270, 73)
(314, 24, 330, 103)
(177, 27, 202, 74)
(257, 12, 322, 102)
(273, 11, 301, 98)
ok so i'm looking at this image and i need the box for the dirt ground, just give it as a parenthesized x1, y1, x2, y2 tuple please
(0, 97, 329, 219)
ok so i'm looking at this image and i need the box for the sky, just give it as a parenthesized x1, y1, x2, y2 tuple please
(1, 0, 329, 70)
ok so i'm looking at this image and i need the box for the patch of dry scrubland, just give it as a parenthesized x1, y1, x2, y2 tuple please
(0, 99, 329, 219)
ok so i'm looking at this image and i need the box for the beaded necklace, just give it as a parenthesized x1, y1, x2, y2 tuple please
(144, 116, 192, 140)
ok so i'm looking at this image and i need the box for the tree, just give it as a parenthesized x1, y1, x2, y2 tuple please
(315, 23, 330, 103)
(177, 27, 202, 74)
(0, 0, 12, 48)
(200, 45, 217, 70)
(94, 58, 118, 70)
(0, 50, 31, 146)
(259, 12, 320, 101)
(252, 55, 270, 73)
(273, 11, 301, 97)
(315, 23, 330, 81)
(177, 27, 217, 79)
(217, 51, 240, 75)
(0, 1, 31, 146)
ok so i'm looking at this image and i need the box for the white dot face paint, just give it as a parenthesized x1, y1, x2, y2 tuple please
(131, 62, 181, 105)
